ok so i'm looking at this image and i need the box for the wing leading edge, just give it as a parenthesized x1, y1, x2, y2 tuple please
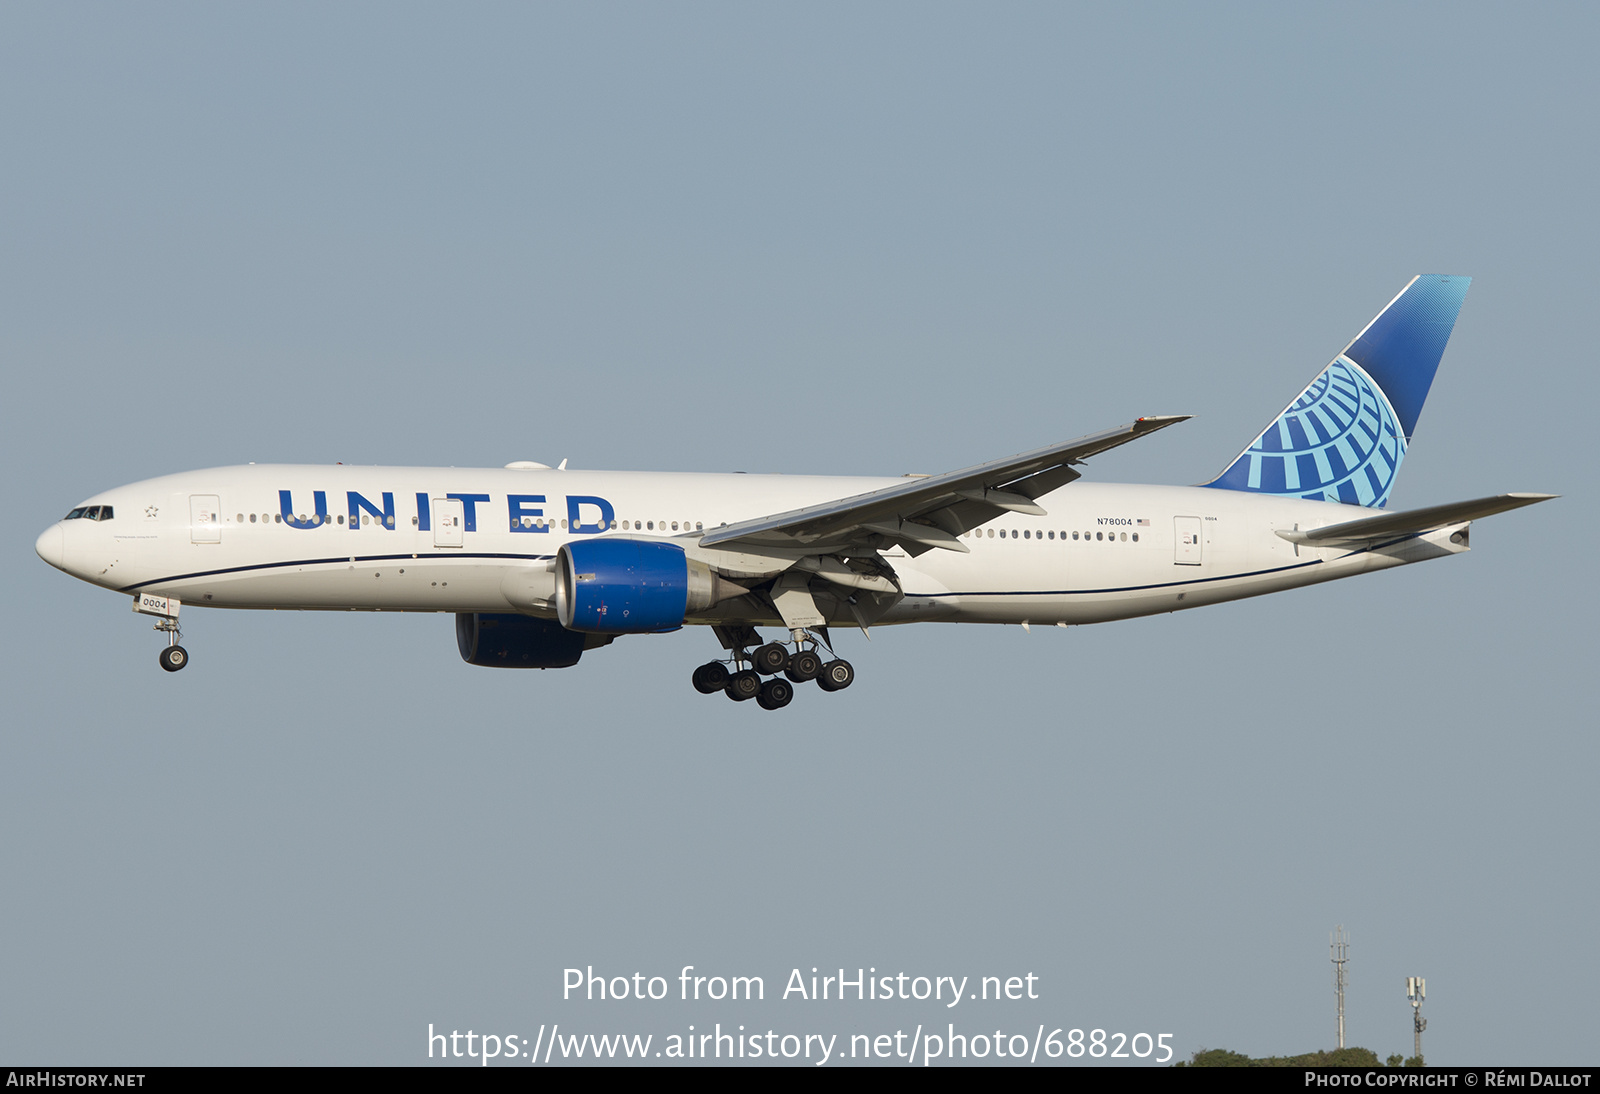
(699, 415, 1190, 557)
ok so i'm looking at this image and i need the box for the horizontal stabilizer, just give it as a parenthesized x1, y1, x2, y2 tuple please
(1276, 492, 1556, 548)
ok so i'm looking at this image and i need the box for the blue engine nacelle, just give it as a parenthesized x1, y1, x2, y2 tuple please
(555, 539, 691, 633)
(455, 612, 588, 668)
(555, 538, 745, 634)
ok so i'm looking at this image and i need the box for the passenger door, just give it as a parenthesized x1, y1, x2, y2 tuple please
(433, 498, 464, 548)
(190, 495, 221, 544)
(1174, 516, 1203, 565)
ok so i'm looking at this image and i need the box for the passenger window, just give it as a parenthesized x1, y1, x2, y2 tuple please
(1096, 532, 1103, 540)
(250, 513, 257, 523)
(647, 521, 654, 530)
(1132, 533, 1139, 542)
(1023, 530, 1030, 539)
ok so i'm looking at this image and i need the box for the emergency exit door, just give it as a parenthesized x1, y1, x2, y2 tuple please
(190, 495, 221, 544)
(1174, 516, 1203, 565)
(433, 498, 464, 548)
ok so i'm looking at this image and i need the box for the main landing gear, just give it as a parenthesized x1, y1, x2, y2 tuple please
(691, 633, 852, 712)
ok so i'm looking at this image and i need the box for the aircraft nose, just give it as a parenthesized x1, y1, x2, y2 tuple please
(36, 524, 65, 571)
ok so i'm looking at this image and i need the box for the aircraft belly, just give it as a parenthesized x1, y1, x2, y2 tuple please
(147, 557, 517, 613)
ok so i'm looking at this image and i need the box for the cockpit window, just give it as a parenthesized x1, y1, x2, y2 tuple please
(97, 506, 112, 520)
(65, 507, 88, 520)
(62, 506, 113, 521)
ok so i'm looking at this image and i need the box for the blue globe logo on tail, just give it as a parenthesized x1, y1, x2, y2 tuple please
(1205, 275, 1470, 509)
(1226, 356, 1405, 507)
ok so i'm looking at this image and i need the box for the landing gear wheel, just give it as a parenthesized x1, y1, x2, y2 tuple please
(785, 649, 823, 683)
(756, 678, 794, 710)
(752, 642, 790, 675)
(725, 670, 762, 702)
(692, 661, 730, 694)
(159, 645, 189, 673)
(816, 658, 854, 692)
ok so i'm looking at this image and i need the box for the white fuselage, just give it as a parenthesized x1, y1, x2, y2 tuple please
(36, 464, 1466, 630)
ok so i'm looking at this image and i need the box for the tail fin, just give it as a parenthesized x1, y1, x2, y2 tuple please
(1204, 275, 1471, 508)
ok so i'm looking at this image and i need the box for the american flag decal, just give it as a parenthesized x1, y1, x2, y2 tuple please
(1136, 518, 1149, 527)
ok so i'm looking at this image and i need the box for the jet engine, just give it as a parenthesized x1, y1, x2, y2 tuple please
(554, 539, 745, 634)
(455, 612, 591, 668)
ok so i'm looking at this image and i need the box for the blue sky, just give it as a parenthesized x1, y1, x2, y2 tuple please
(3, 3, 1594, 1064)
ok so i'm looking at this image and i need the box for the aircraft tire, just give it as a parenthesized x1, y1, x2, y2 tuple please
(757, 678, 794, 710)
(725, 670, 762, 702)
(785, 650, 823, 682)
(816, 659, 854, 692)
(159, 646, 189, 673)
(752, 642, 790, 675)
(692, 661, 730, 694)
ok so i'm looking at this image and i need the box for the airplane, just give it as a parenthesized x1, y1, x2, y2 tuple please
(35, 275, 1553, 711)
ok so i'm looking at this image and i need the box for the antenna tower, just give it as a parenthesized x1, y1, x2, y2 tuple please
(1407, 977, 1427, 1062)
(1331, 926, 1350, 1049)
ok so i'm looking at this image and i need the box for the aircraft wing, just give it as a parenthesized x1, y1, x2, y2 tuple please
(698, 415, 1190, 557)
(1276, 492, 1557, 549)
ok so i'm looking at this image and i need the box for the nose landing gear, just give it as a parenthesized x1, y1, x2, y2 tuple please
(136, 593, 189, 672)
(155, 615, 188, 672)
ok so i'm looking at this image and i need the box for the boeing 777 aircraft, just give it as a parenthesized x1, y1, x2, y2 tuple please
(36, 276, 1553, 710)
